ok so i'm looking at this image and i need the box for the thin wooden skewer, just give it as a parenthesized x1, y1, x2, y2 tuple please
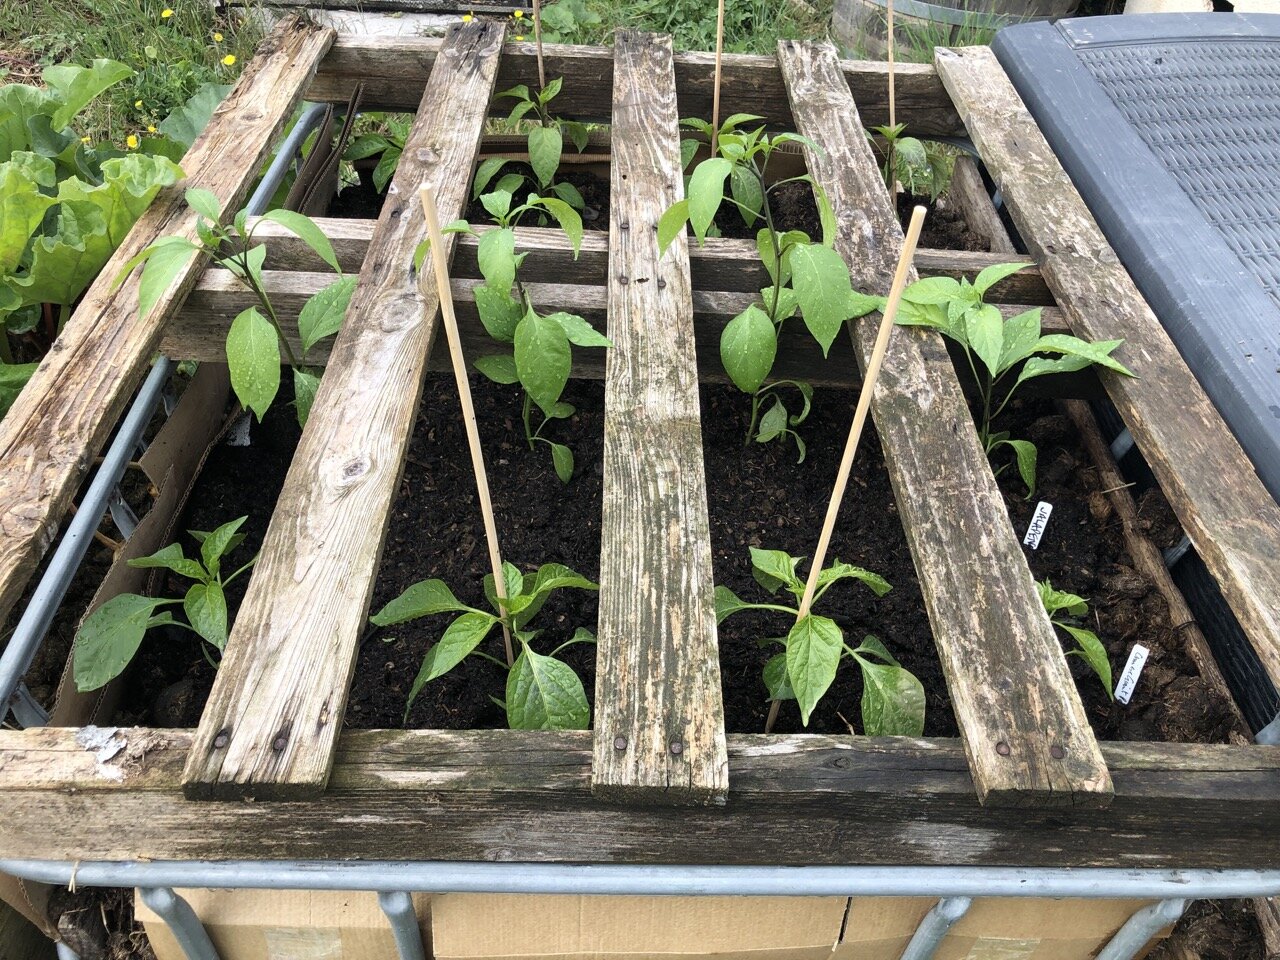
(764, 205, 927, 734)
(710, 0, 725, 156)
(532, 0, 546, 91)
(887, 0, 898, 203)
(418, 184, 514, 667)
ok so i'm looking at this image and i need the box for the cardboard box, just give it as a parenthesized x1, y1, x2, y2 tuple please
(136, 888, 430, 960)
(433, 894, 1172, 960)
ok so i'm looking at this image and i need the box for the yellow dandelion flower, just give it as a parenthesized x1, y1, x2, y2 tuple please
(135, 99, 143, 108)
(81, 135, 92, 144)
(222, 54, 236, 66)
(461, 13, 472, 21)
(513, 9, 523, 17)
(147, 124, 157, 133)
(161, 8, 173, 17)
(213, 31, 224, 41)
(515, 34, 525, 40)
(126, 134, 139, 149)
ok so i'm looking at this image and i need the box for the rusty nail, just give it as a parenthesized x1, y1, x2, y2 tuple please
(213, 731, 230, 749)
(995, 741, 1011, 756)
(669, 739, 684, 756)
(1050, 744, 1066, 760)
(614, 735, 627, 751)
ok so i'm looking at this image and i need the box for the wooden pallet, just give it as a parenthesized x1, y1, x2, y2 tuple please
(2, 22, 1279, 862)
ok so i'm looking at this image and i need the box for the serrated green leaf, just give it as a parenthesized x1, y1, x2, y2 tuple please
(514, 310, 571, 416)
(720, 305, 776, 394)
(226, 307, 281, 421)
(372, 579, 474, 626)
(258, 208, 341, 274)
(185, 581, 228, 650)
(786, 614, 843, 726)
(298, 275, 357, 354)
(74, 593, 167, 692)
(506, 646, 589, 730)
(474, 353, 519, 384)
(528, 125, 562, 188)
(856, 657, 926, 736)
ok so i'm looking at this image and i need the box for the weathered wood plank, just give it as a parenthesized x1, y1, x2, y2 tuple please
(1, 727, 1278, 865)
(309, 36, 963, 135)
(935, 45, 1280, 699)
(778, 40, 1111, 808)
(249, 218, 1052, 304)
(947, 156, 1017, 254)
(591, 32, 727, 806)
(0, 16, 333, 628)
(180, 21, 505, 801)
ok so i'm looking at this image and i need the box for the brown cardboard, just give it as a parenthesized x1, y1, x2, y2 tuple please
(434, 894, 1172, 960)
(136, 888, 430, 960)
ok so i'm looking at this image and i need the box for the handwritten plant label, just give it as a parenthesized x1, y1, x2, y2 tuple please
(1115, 644, 1150, 705)
(1023, 501, 1053, 549)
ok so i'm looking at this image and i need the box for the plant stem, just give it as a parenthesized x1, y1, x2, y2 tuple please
(235, 247, 302, 369)
(521, 392, 536, 450)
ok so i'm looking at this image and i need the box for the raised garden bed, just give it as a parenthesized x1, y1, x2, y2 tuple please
(2, 19, 1280, 892)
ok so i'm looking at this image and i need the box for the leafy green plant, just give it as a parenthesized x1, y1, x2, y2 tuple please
(343, 112, 412, 194)
(1038, 579, 1113, 699)
(73, 517, 255, 691)
(536, 0, 604, 43)
(887, 265, 1135, 495)
(659, 114, 878, 460)
(714, 547, 925, 733)
(370, 561, 598, 729)
(121, 191, 354, 426)
(869, 123, 952, 202)
(420, 186, 606, 482)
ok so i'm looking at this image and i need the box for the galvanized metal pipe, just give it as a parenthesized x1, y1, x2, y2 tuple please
(379, 891, 427, 960)
(1095, 899, 1187, 960)
(55, 941, 81, 960)
(899, 896, 972, 960)
(138, 887, 220, 960)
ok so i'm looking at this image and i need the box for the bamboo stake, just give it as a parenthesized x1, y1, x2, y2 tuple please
(886, 0, 898, 203)
(532, 0, 546, 91)
(418, 185, 514, 667)
(764, 205, 927, 734)
(710, 0, 725, 156)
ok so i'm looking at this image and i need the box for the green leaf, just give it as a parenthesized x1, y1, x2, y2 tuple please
(472, 156, 510, 199)
(514, 310, 572, 417)
(474, 353, 519, 384)
(532, 197, 582, 256)
(0, 153, 58, 274)
(817, 561, 891, 597)
(1032, 334, 1136, 378)
(756, 396, 787, 443)
(550, 180, 584, 210)
(373, 147, 401, 193)
(856, 634, 900, 666)
(1061, 624, 1114, 699)
(185, 581, 228, 650)
(786, 614, 843, 726)
(484, 561, 525, 611)
(973, 261, 1029, 297)
(750, 547, 802, 595)
(0, 360, 37, 419)
(199, 516, 248, 577)
(504, 562, 596, 627)
(371, 579, 474, 626)
(729, 165, 762, 228)
(547, 312, 610, 348)
(474, 285, 523, 343)
(528, 125, 563, 188)
(964, 303, 1004, 378)
(760, 286, 799, 321)
(902, 275, 962, 305)
(12, 201, 113, 308)
(226, 307, 281, 421)
(298, 275, 356, 354)
(713, 585, 751, 624)
(476, 227, 516, 291)
(763, 652, 796, 702)
(293, 368, 320, 427)
(1001, 438, 1038, 498)
(480, 189, 513, 221)
(184, 187, 222, 224)
(856, 657, 926, 736)
(127, 541, 205, 580)
(790, 243, 855, 356)
(563, 120, 590, 153)
(411, 610, 498, 701)
(74, 594, 167, 692)
(258, 209, 341, 274)
(996, 308, 1042, 375)
(137, 238, 197, 317)
(657, 199, 689, 255)
(158, 83, 231, 148)
(1013, 353, 1092, 389)
(550, 442, 574, 483)
(687, 157, 732, 242)
(43, 58, 132, 130)
(1037, 580, 1089, 618)
(813, 180, 837, 248)
(506, 646, 590, 730)
(720, 305, 777, 394)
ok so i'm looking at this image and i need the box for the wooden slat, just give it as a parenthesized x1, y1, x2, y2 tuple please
(947, 156, 1017, 254)
(935, 45, 1280, 698)
(778, 40, 1111, 808)
(591, 31, 727, 806)
(0, 16, 333, 627)
(248, 218, 1052, 304)
(2, 727, 1279, 866)
(308, 36, 964, 135)
(180, 21, 505, 801)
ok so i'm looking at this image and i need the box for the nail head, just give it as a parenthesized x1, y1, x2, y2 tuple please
(669, 739, 684, 756)
(995, 740, 1011, 756)
(613, 735, 627, 751)
(1050, 744, 1066, 759)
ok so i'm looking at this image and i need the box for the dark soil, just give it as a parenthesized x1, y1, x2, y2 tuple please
(1150, 900, 1266, 960)
(992, 399, 1244, 744)
(715, 179, 822, 241)
(896, 192, 989, 251)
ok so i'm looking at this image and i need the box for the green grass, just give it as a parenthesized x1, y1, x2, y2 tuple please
(0, 0, 262, 145)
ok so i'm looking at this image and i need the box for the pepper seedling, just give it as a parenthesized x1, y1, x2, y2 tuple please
(370, 562, 599, 729)
(73, 516, 256, 691)
(1038, 579, 1114, 699)
(715, 548, 925, 734)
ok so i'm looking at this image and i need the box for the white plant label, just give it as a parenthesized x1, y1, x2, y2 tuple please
(1115, 644, 1150, 705)
(1023, 501, 1053, 549)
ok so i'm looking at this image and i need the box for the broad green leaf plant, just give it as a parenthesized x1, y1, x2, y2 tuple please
(418, 184, 607, 482)
(715, 548, 925, 734)
(887, 264, 1135, 495)
(370, 561, 599, 729)
(869, 124, 953, 202)
(121, 191, 354, 426)
(73, 517, 256, 691)
(1038, 579, 1113, 699)
(659, 115, 879, 461)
